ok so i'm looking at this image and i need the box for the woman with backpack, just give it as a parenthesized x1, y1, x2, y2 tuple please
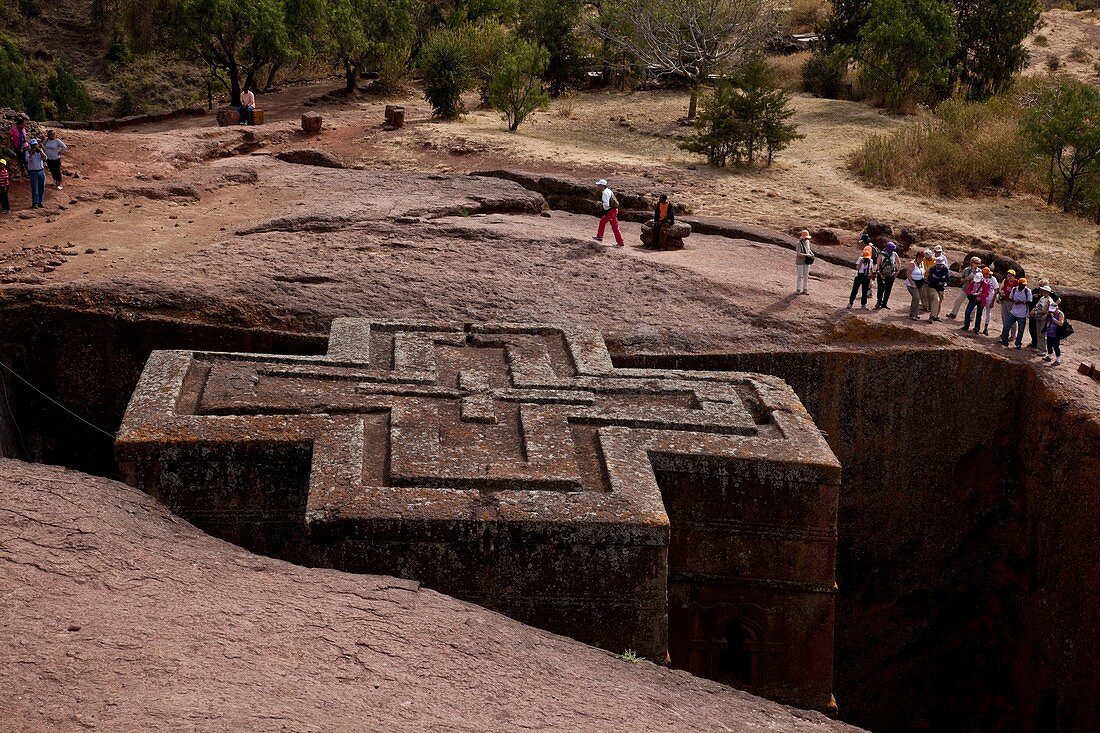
(848, 246, 875, 309)
(875, 241, 898, 309)
(926, 254, 950, 321)
(1043, 297, 1068, 366)
(961, 268, 992, 334)
(979, 268, 999, 335)
(904, 253, 926, 320)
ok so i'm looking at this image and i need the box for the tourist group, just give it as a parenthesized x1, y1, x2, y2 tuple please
(3, 116, 69, 212)
(795, 230, 1074, 366)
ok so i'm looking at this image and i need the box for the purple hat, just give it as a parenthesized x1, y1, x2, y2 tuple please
(885, 241, 897, 253)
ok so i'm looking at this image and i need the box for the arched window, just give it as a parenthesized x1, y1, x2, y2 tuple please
(718, 623, 755, 684)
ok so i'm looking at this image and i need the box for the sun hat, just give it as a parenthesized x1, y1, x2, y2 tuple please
(0, 159, 6, 166)
(862, 246, 873, 257)
(885, 241, 897, 252)
(1049, 301, 1058, 311)
(798, 230, 810, 239)
(28, 138, 38, 146)
(1018, 277, 1028, 285)
(935, 254, 947, 265)
(1008, 269, 1016, 275)
(972, 272, 983, 281)
(933, 245, 943, 253)
(982, 266, 991, 276)
(924, 248, 933, 257)
(1037, 284, 1050, 292)
(596, 179, 607, 186)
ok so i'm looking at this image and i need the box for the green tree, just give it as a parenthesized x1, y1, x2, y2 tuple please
(952, 0, 1040, 100)
(520, 0, 585, 96)
(48, 58, 96, 121)
(680, 58, 801, 167)
(0, 36, 43, 120)
(172, 0, 294, 103)
(850, 0, 957, 111)
(1022, 79, 1100, 214)
(488, 40, 550, 131)
(455, 20, 515, 104)
(323, 0, 414, 93)
(418, 28, 473, 119)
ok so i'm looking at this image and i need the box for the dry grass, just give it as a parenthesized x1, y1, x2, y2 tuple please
(785, 0, 830, 33)
(768, 52, 811, 92)
(849, 97, 1033, 197)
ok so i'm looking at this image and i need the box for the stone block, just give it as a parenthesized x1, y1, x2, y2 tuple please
(384, 105, 405, 130)
(252, 108, 265, 125)
(641, 220, 691, 250)
(301, 112, 323, 133)
(116, 319, 841, 712)
(216, 107, 240, 127)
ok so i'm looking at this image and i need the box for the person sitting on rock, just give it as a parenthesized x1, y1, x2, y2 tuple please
(593, 179, 624, 247)
(653, 194, 675, 248)
(238, 87, 256, 126)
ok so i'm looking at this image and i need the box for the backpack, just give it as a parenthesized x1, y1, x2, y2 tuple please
(1056, 316, 1074, 340)
(879, 253, 896, 278)
(608, 191, 620, 210)
(928, 265, 949, 290)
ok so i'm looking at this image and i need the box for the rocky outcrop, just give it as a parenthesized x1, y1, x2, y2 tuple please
(0, 458, 865, 733)
(471, 169, 688, 218)
(641, 219, 691, 250)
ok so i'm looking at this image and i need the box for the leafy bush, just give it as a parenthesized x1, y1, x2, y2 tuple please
(1068, 45, 1090, 63)
(105, 27, 133, 64)
(0, 37, 43, 120)
(802, 49, 847, 98)
(418, 28, 473, 119)
(1021, 78, 1100, 213)
(1046, 55, 1062, 71)
(849, 96, 1031, 196)
(520, 0, 585, 96)
(680, 58, 802, 167)
(454, 20, 514, 104)
(49, 58, 96, 121)
(1033, 33, 1049, 47)
(18, 0, 42, 18)
(488, 40, 550, 131)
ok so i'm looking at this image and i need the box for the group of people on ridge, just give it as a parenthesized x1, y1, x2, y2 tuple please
(796, 230, 1074, 366)
(4, 117, 68, 212)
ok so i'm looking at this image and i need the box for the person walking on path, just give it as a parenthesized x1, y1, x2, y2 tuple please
(1043, 298, 1066, 365)
(997, 269, 1019, 341)
(238, 87, 256, 125)
(927, 254, 950, 321)
(0, 159, 10, 213)
(795, 230, 814, 294)
(593, 179, 624, 247)
(653, 194, 674, 248)
(24, 139, 46, 209)
(999, 277, 1031, 349)
(874, 241, 898, 309)
(947, 256, 983, 319)
(980, 268, 999, 335)
(8, 117, 28, 176)
(1030, 284, 1053, 354)
(43, 130, 67, 190)
(848, 246, 875, 309)
(905, 254, 926, 320)
(962, 268, 992, 334)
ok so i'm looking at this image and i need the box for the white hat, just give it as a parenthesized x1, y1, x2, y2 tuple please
(1037, 285, 1052, 293)
(935, 254, 947, 265)
(1048, 302, 1058, 311)
(597, 179, 608, 186)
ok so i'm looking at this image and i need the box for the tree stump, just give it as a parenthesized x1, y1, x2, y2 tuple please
(216, 107, 241, 127)
(384, 105, 405, 130)
(301, 112, 323, 133)
(252, 109, 265, 125)
(640, 220, 691, 251)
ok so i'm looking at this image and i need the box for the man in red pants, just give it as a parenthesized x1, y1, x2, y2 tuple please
(593, 179, 624, 247)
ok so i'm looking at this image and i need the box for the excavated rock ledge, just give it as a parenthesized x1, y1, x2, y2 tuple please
(0, 459, 864, 733)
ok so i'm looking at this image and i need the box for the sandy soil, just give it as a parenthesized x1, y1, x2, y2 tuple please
(1023, 9, 1100, 82)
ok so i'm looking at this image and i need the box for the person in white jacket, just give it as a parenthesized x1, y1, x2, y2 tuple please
(43, 130, 67, 190)
(593, 179, 624, 247)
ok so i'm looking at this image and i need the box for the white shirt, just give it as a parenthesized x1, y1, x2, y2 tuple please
(600, 187, 614, 211)
(240, 90, 256, 107)
(44, 138, 67, 160)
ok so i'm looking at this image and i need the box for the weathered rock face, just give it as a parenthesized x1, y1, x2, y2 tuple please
(216, 106, 241, 127)
(114, 319, 841, 712)
(472, 169, 688, 218)
(623, 347, 1100, 733)
(0, 458, 866, 733)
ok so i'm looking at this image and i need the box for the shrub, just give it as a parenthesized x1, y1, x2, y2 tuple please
(375, 44, 411, 93)
(680, 58, 802, 167)
(520, 0, 586, 96)
(488, 40, 550, 131)
(454, 20, 514, 104)
(49, 58, 96, 121)
(1046, 55, 1062, 71)
(802, 49, 848, 98)
(418, 28, 473, 119)
(768, 51, 810, 92)
(849, 96, 1032, 196)
(105, 27, 133, 65)
(0, 36, 43, 120)
(1068, 44, 1090, 63)
(18, 0, 42, 17)
(1033, 33, 1049, 47)
(1021, 78, 1100, 213)
(786, 0, 829, 32)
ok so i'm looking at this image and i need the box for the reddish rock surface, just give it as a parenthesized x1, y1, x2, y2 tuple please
(0, 459, 862, 733)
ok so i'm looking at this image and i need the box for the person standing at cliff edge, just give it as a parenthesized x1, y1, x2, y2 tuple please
(848, 246, 874, 309)
(593, 179, 624, 247)
(795, 230, 814, 295)
(874, 241, 898, 309)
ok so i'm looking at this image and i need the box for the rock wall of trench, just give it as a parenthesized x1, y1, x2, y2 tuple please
(622, 348, 1100, 733)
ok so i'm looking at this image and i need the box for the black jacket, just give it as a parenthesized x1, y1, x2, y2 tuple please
(654, 203, 675, 225)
